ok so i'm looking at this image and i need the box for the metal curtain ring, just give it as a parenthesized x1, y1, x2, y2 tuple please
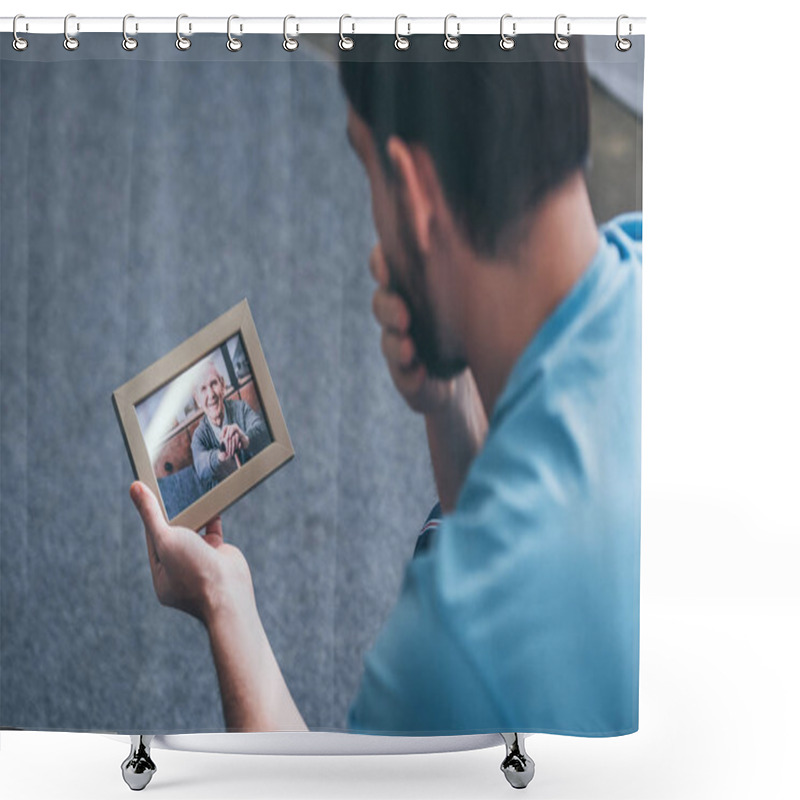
(63, 13, 79, 51)
(122, 14, 138, 51)
(616, 14, 632, 51)
(553, 14, 570, 51)
(499, 14, 515, 50)
(227, 15, 242, 51)
(175, 14, 191, 50)
(444, 14, 460, 50)
(394, 15, 410, 50)
(339, 14, 354, 50)
(12, 14, 29, 51)
(283, 15, 299, 51)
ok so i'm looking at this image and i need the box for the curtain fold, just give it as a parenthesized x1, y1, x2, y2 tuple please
(1, 31, 643, 736)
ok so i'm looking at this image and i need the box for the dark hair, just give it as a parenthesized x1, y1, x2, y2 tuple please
(340, 35, 590, 256)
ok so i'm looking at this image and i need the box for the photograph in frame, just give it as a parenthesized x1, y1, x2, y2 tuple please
(112, 300, 293, 530)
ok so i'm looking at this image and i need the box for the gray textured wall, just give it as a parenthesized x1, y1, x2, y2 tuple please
(0, 34, 436, 733)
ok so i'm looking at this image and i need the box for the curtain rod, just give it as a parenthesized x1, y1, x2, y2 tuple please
(1, 16, 646, 37)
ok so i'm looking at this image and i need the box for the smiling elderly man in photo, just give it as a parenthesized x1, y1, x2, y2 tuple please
(190, 359, 270, 490)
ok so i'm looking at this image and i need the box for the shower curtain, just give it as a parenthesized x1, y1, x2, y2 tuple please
(0, 30, 644, 737)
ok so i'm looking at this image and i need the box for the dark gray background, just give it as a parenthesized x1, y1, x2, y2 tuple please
(0, 34, 642, 733)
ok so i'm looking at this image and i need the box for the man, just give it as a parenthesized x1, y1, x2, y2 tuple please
(190, 359, 270, 491)
(130, 35, 641, 736)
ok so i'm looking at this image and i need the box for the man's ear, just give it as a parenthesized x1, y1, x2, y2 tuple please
(385, 136, 437, 254)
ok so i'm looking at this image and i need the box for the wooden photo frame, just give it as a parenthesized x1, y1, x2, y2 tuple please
(112, 299, 293, 531)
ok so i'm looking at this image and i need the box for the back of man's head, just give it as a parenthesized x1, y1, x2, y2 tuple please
(339, 35, 590, 257)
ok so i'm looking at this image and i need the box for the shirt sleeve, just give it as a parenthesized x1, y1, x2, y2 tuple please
(346, 559, 501, 735)
(191, 424, 220, 489)
(347, 505, 501, 735)
(347, 374, 639, 735)
(239, 400, 270, 455)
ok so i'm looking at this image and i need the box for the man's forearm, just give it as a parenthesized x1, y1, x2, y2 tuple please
(425, 371, 488, 513)
(205, 600, 307, 732)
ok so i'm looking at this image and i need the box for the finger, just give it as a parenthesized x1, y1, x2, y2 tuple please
(130, 482, 169, 571)
(204, 515, 224, 548)
(372, 288, 410, 334)
(369, 244, 390, 288)
(394, 362, 427, 395)
(381, 330, 416, 369)
(130, 482, 170, 542)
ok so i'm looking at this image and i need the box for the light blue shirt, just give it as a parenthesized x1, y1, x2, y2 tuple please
(347, 213, 642, 736)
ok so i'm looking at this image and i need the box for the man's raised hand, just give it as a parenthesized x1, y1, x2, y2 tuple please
(369, 243, 457, 415)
